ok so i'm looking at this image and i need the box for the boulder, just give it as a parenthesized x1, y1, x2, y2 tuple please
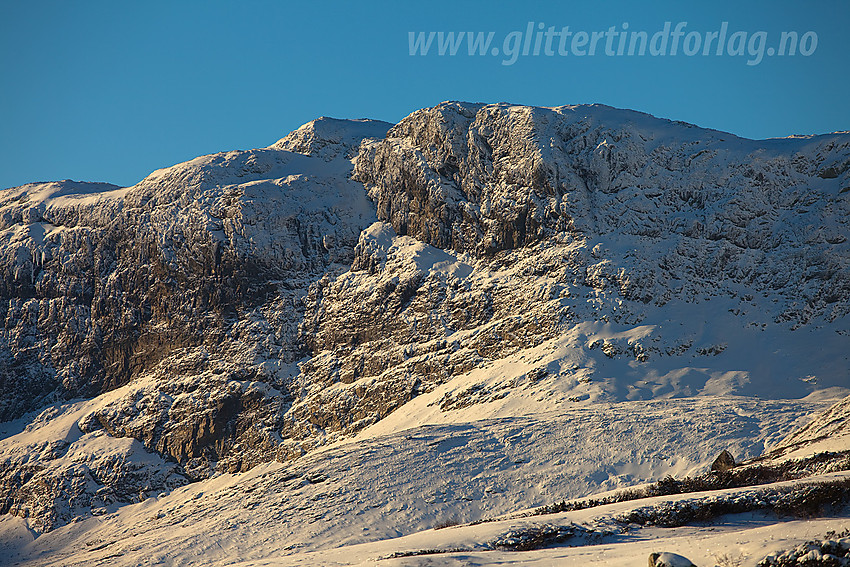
(649, 551, 697, 567)
(711, 450, 736, 472)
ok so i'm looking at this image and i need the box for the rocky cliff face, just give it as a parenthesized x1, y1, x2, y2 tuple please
(355, 103, 850, 308)
(0, 118, 392, 528)
(1, 103, 848, 532)
(292, 102, 850, 446)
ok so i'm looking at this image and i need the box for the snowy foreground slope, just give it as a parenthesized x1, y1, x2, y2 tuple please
(0, 102, 849, 565)
(1, 394, 849, 566)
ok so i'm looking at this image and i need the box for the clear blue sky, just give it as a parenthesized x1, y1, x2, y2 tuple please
(1, 0, 848, 190)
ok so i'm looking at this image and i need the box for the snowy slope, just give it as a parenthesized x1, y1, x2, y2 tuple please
(0, 395, 847, 566)
(762, 394, 850, 463)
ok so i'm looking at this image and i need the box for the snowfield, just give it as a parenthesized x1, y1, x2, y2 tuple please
(0, 394, 848, 566)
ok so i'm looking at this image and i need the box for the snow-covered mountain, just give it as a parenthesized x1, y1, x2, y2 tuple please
(0, 102, 848, 565)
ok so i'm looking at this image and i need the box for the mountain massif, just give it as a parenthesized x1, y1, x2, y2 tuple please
(0, 102, 848, 565)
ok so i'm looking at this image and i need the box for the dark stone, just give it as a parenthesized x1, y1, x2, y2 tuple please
(711, 449, 736, 472)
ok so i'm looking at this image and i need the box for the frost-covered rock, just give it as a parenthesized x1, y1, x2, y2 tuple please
(297, 102, 850, 448)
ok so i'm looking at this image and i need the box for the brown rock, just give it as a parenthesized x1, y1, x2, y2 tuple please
(711, 449, 736, 472)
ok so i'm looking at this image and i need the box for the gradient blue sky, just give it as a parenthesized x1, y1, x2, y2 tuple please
(1, 0, 848, 190)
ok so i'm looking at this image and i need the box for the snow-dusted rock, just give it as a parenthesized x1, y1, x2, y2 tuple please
(270, 116, 391, 160)
(294, 102, 850, 451)
(649, 551, 697, 567)
(0, 118, 391, 529)
(355, 101, 850, 319)
(1, 102, 849, 535)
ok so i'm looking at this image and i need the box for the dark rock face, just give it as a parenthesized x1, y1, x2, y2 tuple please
(0, 174, 295, 423)
(354, 102, 566, 255)
(0, 182, 124, 420)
